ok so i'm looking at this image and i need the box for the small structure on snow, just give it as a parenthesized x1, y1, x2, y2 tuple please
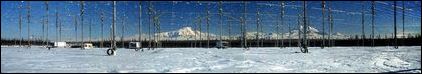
(54, 42, 68, 48)
(83, 43, 93, 49)
(215, 41, 229, 49)
(128, 42, 142, 49)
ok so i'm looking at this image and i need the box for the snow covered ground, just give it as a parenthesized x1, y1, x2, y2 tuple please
(1, 46, 421, 73)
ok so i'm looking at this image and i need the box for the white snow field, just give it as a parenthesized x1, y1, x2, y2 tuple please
(1, 46, 421, 73)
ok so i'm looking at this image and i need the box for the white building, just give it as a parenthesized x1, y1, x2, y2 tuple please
(128, 42, 141, 49)
(83, 43, 93, 49)
(54, 42, 68, 48)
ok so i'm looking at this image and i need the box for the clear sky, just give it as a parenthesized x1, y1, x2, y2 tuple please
(1, 1, 421, 41)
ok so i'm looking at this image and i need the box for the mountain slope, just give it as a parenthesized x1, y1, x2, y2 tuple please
(124, 26, 349, 41)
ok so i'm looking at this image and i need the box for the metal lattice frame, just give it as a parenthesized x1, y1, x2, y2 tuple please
(18, 2, 23, 47)
(361, 1, 365, 46)
(27, 2, 31, 47)
(80, 1, 84, 49)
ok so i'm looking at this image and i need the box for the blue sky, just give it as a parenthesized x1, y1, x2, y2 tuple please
(1, 1, 421, 41)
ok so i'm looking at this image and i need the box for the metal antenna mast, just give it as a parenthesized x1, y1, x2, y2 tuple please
(297, 13, 301, 49)
(55, 10, 58, 42)
(402, 1, 405, 39)
(100, 10, 104, 48)
(19, 2, 23, 47)
(219, 1, 223, 45)
(59, 14, 62, 42)
(256, 2, 261, 47)
(206, 3, 210, 48)
(199, 14, 202, 48)
(107, 1, 117, 56)
(328, 2, 333, 47)
(301, 1, 308, 53)
(241, 1, 248, 49)
(402, 1, 405, 45)
(80, 1, 84, 49)
(280, 1, 285, 48)
(89, 18, 92, 43)
(44, 1, 49, 48)
(147, 1, 152, 50)
(371, 1, 375, 47)
(196, 2, 202, 47)
(121, 14, 125, 48)
(46, 1, 50, 48)
(138, 1, 143, 50)
(27, 2, 31, 47)
(73, 15, 78, 45)
(153, 7, 161, 49)
(361, 1, 365, 46)
(322, 1, 326, 48)
(394, 1, 398, 49)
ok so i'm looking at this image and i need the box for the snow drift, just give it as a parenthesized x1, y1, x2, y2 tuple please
(1, 46, 420, 73)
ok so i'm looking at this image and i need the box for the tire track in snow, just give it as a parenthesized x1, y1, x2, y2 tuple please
(371, 50, 412, 72)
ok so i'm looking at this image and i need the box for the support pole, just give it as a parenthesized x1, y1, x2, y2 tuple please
(138, 1, 143, 49)
(27, 2, 31, 47)
(302, 1, 308, 53)
(361, 1, 365, 46)
(322, 1, 326, 48)
(19, 3, 22, 47)
(394, 1, 398, 49)
(80, 1, 84, 49)
(100, 10, 104, 48)
(371, 1, 375, 47)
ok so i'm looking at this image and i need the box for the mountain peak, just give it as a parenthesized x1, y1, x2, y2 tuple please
(179, 27, 193, 31)
(177, 27, 196, 36)
(154, 26, 217, 40)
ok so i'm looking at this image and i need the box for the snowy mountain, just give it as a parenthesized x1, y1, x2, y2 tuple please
(154, 27, 217, 40)
(244, 26, 350, 39)
(124, 26, 349, 41)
